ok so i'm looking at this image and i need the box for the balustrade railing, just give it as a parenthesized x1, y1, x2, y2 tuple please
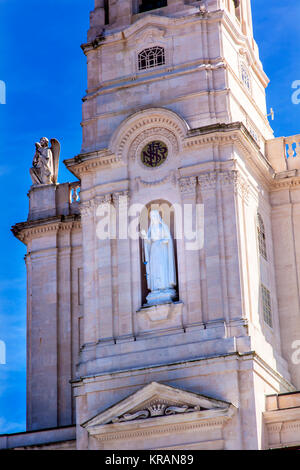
(285, 135, 300, 159)
(69, 182, 81, 204)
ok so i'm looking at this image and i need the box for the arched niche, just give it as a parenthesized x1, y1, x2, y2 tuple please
(139, 199, 179, 306)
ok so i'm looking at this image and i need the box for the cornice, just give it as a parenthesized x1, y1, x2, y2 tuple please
(82, 60, 227, 103)
(64, 151, 123, 178)
(12, 216, 81, 244)
(81, 9, 223, 54)
(62, 121, 281, 191)
(91, 414, 231, 442)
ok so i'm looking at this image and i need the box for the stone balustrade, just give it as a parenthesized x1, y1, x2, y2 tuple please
(266, 134, 300, 173)
(285, 135, 300, 159)
(69, 182, 81, 204)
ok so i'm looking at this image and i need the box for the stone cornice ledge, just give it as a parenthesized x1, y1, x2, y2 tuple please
(12, 215, 81, 243)
(272, 170, 300, 191)
(64, 122, 275, 183)
(64, 150, 123, 178)
(86, 407, 235, 442)
(81, 10, 222, 53)
(185, 122, 275, 186)
(264, 407, 300, 425)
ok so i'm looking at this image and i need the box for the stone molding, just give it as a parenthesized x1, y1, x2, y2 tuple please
(12, 217, 81, 243)
(91, 415, 231, 443)
(272, 176, 300, 191)
(133, 26, 166, 46)
(264, 407, 300, 449)
(65, 152, 123, 178)
(135, 171, 177, 190)
(110, 108, 188, 160)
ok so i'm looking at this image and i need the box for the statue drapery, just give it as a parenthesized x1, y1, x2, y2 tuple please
(142, 210, 176, 306)
(30, 137, 60, 185)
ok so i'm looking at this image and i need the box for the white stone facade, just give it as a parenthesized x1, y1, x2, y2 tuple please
(3, 0, 300, 450)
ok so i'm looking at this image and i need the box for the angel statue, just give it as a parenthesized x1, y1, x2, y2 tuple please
(30, 137, 60, 185)
(141, 210, 177, 306)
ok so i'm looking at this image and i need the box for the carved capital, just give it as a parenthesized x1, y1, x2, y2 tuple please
(112, 191, 130, 209)
(197, 170, 250, 202)
(95, 194, 112, 206)
(80, 200, 94, 218)
(198, 172, 218, 190)
(80, 194, 112, 217)
(234, 174, 250, 203)
(179, 176, 197, 195)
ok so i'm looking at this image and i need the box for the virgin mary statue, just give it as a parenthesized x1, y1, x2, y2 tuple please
(141, 210, 177, 306)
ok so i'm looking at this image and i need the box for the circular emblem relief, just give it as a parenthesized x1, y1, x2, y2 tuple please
(141, 140, 168, 168)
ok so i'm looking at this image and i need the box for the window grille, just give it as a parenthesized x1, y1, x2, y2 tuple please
(257, 213, 267, 260)
(138, 47, 165, 71)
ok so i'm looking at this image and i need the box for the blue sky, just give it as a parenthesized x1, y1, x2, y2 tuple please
(0, 0, 300, 434)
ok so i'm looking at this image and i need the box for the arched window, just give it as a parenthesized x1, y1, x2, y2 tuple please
(138, 46, 165, 71)
(139, 0, 167, 13)
(257, 213, 267, 260)
(261, 284, 273, 328)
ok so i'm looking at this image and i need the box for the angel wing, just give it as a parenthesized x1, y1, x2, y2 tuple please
(50, 138, 61, 184)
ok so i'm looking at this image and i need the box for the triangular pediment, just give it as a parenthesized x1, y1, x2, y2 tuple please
(82, 382, 232, 430)
(126, 23, 167, 45)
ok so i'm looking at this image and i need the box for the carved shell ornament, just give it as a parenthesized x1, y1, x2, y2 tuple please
(111, 402, 202, 423)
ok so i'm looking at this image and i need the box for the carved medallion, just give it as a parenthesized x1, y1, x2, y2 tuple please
(141, 140, 168, 168)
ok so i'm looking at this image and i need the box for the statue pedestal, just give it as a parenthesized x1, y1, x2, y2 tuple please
(145, 288, 177, 307)
(137, 301, 183, 335)
(28, 184, 57, 221)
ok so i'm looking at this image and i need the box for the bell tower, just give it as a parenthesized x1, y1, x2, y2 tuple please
(12, 0, 300, 451)
(63, 0, 297, 450)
